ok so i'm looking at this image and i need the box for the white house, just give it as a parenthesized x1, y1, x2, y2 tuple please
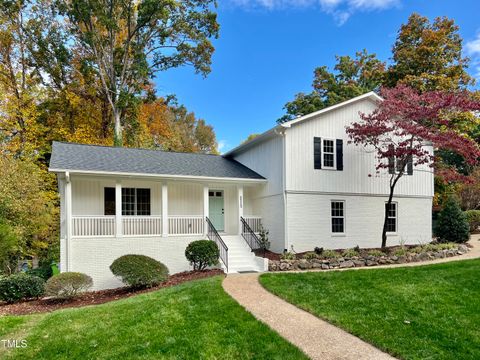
(49, 92, 434, 289)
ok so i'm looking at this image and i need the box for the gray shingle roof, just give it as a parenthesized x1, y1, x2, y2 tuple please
(49, 142, 265, 180)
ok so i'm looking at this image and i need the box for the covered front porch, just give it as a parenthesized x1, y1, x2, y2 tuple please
(64, 176, 263, 239)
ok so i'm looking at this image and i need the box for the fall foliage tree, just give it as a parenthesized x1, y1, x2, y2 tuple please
(136, 97, 217, 153)
(0, 156, 57, 272)
(57, 0, 219, 146)
(0, 0, 47, 157)
(280, 13, 474, 122)
(279, 50, 385, 122)
(346, 85, 480, 248)
(0, 1, 221, 270)
(386, 13, 474, 91)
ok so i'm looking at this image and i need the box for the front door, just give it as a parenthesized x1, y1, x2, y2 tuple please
(209, 190, 224, 231)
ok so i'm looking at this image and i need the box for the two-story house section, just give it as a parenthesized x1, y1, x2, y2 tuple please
(226, 92, 434, 252)
(50, 92, 434, 289)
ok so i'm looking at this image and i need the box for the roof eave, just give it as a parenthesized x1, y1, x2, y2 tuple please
(223, 125, 284, 157)
(280, 91, 383, 128)
(48, 168, 267, 183)
(223, 92, 382, 157)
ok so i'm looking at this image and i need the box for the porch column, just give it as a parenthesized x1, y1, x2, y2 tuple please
(237, 185, 244, 235)
(162, 183, 168, 237)
(115, 181, 122, 237)
(203, 185, 209, 236)
(65, 172, 72, 272)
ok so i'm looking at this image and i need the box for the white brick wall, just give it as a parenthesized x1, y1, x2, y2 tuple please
(287, 193, 432, 252)
(68, 236, 204, 290)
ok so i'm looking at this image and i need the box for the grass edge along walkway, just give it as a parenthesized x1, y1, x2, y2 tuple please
(259, 258, 480, 360)
(0, 276, 307, 360)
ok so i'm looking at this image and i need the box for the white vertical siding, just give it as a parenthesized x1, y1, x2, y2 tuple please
(72, 177, 162, 216)
(233, 135, 286, 250)
(285, 99, 434, 197)
(168, 182, 202, 215)
(233, 135, 284, 196)
(72, 178, 106, 215)
(287, 193, 432, 252)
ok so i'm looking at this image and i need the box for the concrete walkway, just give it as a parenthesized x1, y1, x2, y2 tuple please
(222, 236, 480, 360)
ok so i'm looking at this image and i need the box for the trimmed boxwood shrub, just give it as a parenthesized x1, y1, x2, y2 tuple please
(110, 255, 169, 288)
(185, 240, 220, 270)
(0, 273, 45, 303)
(45, 272, 93, 299)
(435, 197, 470, 243)
(465, 210, 480, 233)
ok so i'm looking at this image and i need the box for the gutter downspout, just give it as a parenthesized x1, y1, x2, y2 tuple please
(275, 126, 288, 252)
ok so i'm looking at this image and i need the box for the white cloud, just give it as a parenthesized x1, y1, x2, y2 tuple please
(466, 34, 480, 55)
(227, 0, 400, 25)
(218, 140, 228, 153)
(466, 32, 480, 79)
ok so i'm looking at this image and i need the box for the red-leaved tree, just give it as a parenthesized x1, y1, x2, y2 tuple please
(346, 85, 480, 248)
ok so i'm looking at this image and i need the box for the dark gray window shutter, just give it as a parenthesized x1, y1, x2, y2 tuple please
(407, 155, 413, 175)
(388, 144, 395, 174)
(336, 139, 343, 171)
(314, 137, 322, 169)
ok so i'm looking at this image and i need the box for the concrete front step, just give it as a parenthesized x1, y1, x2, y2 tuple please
(222, 235, 267, 274)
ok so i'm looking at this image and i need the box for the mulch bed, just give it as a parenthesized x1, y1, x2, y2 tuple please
(0, 269, 224, 316)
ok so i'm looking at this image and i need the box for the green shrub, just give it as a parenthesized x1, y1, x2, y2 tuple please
(321, 249, 339, 259)
(27, 265, 53, 281)
(302, 252, 318, 260)
(45, 272, 93, 299)
(0, 273, 45, 303)
(411, 246, 426, 254)
(110, 255, 169, 288)
(414, 243, 457, 253)
(185, 240, 220, 270)
(367, 249, 386, 257)
(314, 247, 324, 255)
(465, 210, 480, 233)
(342, 248, 359, 258)
(280, 252, 296, 260)
(258, 227, 270, 252)
(435, 197, 470, 243)
(393, 247, 408, 257)
(435, 242, 457, 250)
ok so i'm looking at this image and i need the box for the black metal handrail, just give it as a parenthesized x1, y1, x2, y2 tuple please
(240, 216, 261, 251)
(206, 217, 228, 272)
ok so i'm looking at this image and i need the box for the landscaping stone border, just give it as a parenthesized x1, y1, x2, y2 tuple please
(268, 244, 470, 271)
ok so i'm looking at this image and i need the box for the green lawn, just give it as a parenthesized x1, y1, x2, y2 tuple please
(260, 259, 480, 360)
(0, 276, 307, 360)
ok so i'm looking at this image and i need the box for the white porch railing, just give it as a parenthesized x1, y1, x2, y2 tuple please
(168, 215, 204, 236)
(72, 216, 116, 237)
(123, 216, 162, 236)
(244, 216, 262, 233)
(71, 215, 260, 237)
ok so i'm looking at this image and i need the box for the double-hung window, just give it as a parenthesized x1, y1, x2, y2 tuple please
(385, 202, 397, 233)
(323, 139, 335, 168)
(314, 137, 343, 171)
(104, 187, 151, 216)
(331, 201, 345, 234)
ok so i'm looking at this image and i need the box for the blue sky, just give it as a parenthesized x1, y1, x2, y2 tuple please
(155, 0, 480, 153)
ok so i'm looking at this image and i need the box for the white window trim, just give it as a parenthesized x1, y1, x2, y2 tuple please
(386, 201, 398, 234)
(122, 187, 151, 216)
(322, 138, 336, 169)
(331, 200, 345, 235)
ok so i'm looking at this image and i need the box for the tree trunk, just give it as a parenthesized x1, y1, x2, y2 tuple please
(113, 108, 122, 146)
(381, 184, 396, 248)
